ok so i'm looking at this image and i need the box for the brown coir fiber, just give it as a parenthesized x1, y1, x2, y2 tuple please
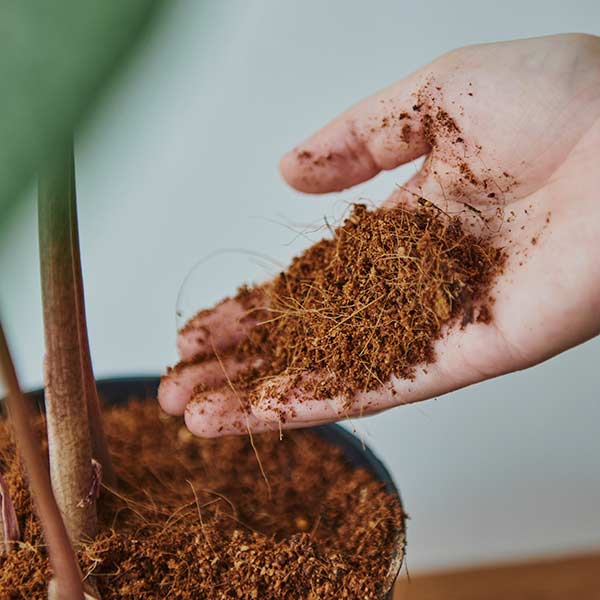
(235, 202, 505, 401)
(0, 400, 404, 599)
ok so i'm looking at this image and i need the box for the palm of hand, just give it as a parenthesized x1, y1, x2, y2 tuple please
(160, 34, 600, 437)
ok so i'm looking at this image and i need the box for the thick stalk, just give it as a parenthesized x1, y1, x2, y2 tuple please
(0, 322, 84, 599)
(38, 146, 97, 543)
(70, 188, 115, 486)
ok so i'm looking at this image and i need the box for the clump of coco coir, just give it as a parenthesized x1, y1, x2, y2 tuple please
(231, 202, 506, 402)
(0, 400, 404, 599)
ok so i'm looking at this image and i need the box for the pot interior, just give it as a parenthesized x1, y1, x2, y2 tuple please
(8, 376, 406, 599)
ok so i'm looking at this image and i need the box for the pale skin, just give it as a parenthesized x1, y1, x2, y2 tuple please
(159, 33, 600, 437)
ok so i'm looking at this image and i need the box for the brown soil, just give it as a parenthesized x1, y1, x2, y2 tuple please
(176, 82, 511, 412)
(229, 202, 505, 403)
(0, 400, 404, 599)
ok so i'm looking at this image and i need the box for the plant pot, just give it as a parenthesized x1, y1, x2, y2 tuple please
(22, 376, 406, 599)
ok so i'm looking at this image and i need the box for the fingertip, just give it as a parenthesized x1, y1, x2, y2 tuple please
(184, 388, 268, 438)
(279, 150, 303, 191)
(184, 392, 230, 438)
(279, 146, 333, 194)
(158, 354, 263, 418)
(183, 400, 223, 438)
(279, 133, 379, 194)
(157, 374, 188, 416)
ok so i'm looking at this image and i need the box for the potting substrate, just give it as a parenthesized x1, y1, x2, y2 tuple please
(175, 201, 506, 418)
(0, 398, 404, 599)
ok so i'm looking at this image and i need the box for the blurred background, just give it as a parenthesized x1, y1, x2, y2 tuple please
(1, 0, 599, 573)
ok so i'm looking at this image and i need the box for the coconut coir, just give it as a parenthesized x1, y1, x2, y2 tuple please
(0, 400, 404, 599)
(217, 202, 505, 404)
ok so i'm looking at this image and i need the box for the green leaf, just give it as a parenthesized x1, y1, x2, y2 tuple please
(0, 0, 164, 227)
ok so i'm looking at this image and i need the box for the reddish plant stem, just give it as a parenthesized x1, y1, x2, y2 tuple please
(0, 472, 20, 554)
(38, 146, 97, 543)
(70, 192, 115, 487)
(0, 322, 84, 599)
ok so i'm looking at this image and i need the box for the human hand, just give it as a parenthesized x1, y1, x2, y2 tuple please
(159, 34, 600, 436)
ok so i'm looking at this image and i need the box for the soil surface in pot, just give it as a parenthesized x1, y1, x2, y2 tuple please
(0, 399, 404, 599)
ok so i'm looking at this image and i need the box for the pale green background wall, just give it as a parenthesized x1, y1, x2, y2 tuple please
(1, 0, 599, 571)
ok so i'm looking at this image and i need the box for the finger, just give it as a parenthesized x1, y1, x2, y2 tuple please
(184, 384, 336, 438)
(183, 315, 515, 437)
(184, 386, 264, 437)
(252, 373, 349, 423)
(158, 354, 263, 416)
(252, 372, 383, 425)
(252, 369, 442, 426)
(280, 69, 430, 194)
(177, 296, 263, 361)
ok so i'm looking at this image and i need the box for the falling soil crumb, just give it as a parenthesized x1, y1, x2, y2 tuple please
(0, 401, 404, 599)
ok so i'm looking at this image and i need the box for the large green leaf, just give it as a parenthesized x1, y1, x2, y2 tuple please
(0, 0, 164, 227)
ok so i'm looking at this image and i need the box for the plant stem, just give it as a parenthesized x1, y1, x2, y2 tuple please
(0, 472, 20, 554)
(38, 145, 98, 543)
(70, 188, 115, 487)
(0, 322, 84, 599)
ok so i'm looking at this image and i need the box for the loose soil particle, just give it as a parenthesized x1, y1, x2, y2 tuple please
(0, 400, 404, 599)
(231, 202, 505, 403)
